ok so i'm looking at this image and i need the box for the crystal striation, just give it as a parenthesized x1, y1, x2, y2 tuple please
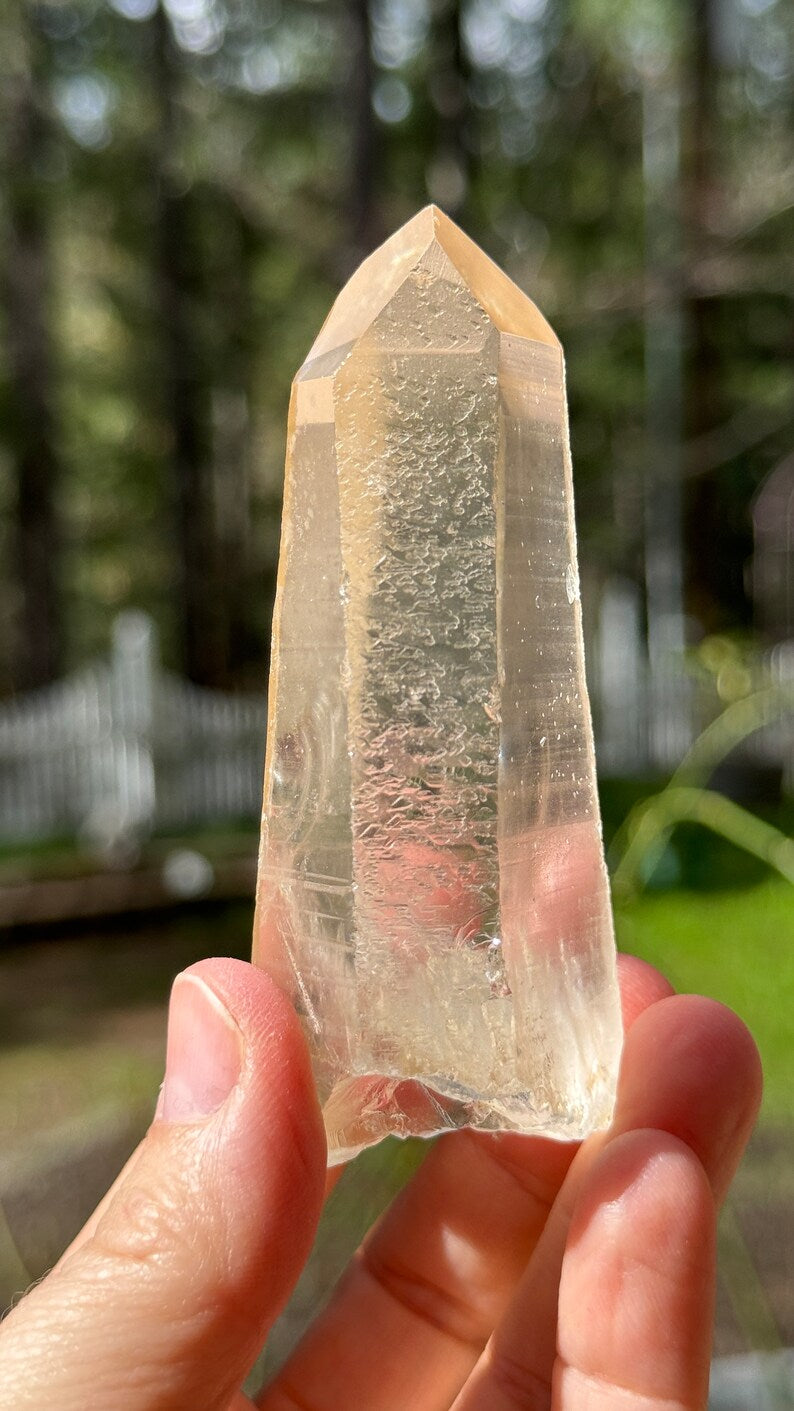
(254, 206, 622, 1164)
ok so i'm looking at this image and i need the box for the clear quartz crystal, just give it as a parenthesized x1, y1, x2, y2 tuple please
(254, 206, 622, 1165)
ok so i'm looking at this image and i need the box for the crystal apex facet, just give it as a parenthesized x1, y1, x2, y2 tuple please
(307, 205, 559, 368)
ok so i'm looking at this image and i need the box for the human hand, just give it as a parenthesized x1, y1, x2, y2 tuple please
(0, 954, 761, 1411)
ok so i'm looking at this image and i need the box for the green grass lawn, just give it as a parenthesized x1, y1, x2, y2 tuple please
(616, 877, 794, 1123)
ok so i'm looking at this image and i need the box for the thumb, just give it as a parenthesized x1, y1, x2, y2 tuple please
(0, 958, 326, 1411)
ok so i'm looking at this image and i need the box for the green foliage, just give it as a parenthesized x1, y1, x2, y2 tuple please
(606, 636, 794, 1124)
(613, 784, 794, 898)
(609, 640, 794, 899)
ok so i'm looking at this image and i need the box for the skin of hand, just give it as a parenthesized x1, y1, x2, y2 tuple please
(0, 953, 761, 1411)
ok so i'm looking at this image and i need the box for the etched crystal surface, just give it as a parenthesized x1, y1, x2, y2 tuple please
(254, 207, 622, 1164)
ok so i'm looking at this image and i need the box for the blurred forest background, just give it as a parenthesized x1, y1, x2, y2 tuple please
(1, 0, 792, 691)
(1, 0, 793, 1397)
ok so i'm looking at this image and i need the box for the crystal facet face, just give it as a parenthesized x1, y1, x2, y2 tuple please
(254, 206, 622, 1164)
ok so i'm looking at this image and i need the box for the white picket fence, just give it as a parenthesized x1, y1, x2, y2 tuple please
(0, 613, 266, 845)
(1, 599, 793, 847)
(591, 578, 794, 784)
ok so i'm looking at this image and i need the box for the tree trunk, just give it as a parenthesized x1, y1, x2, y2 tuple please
(642, 61, 689, 767)
(427, 0, 472, 220)
(2, 4, 62, 690)
(346, 0, 378, 268)
(210, 201, 257, 683)
(151, 3, 226, 685)
(684, 0, 727, 629)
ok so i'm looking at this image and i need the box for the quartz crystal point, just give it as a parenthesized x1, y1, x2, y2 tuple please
(254, 206, 622, 1164)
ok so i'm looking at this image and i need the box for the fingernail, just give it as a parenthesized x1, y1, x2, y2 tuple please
(157, 974, 243, 1123)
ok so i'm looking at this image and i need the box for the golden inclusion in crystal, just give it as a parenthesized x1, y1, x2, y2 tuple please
(254, 206, 622, 1164)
